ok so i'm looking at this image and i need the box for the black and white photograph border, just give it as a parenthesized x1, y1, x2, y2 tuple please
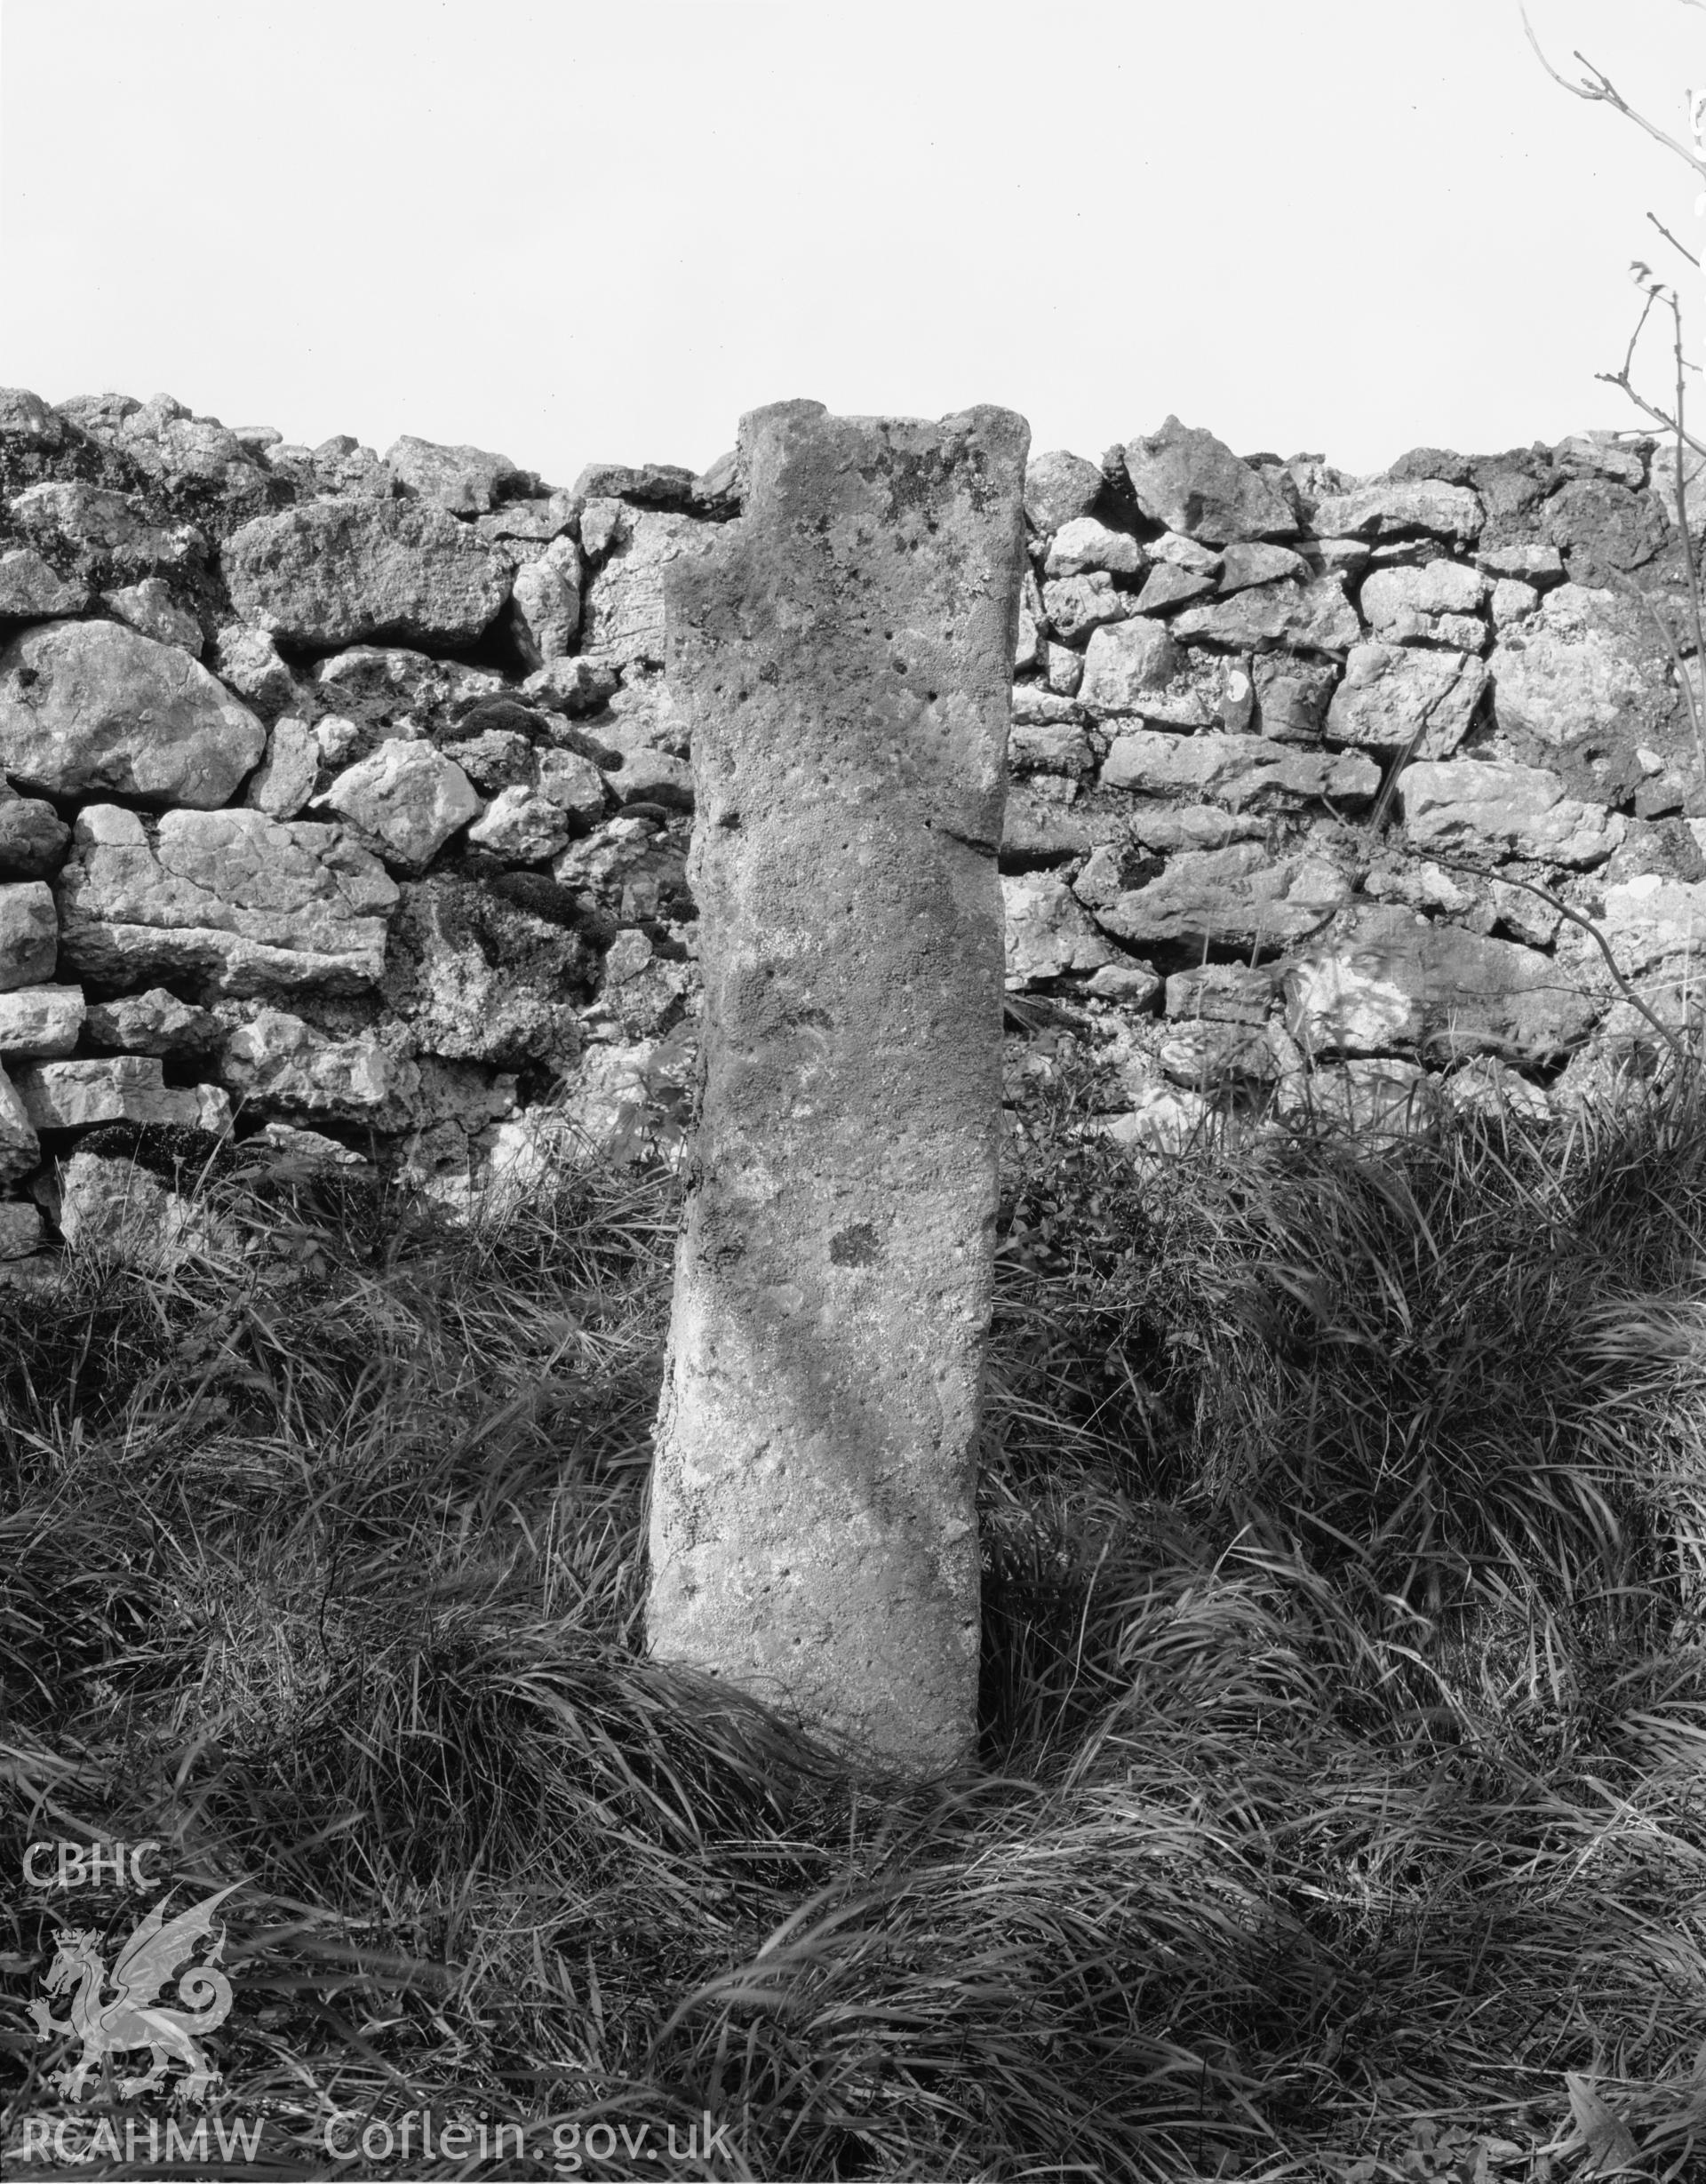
(5, 4, 1706, 2179)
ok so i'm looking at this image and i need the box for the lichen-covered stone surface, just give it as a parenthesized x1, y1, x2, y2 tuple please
(648, 400, 1029, 1775)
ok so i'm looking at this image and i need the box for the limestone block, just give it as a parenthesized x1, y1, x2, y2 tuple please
(466, 785, 572, 862)
(1217, 542, 1309, 594)
(1253, 653, 1336, 741)
(0, 620, 266, 807)
(9, 482, 200, 581)
(509, 537, 583, 666)
(1100, 729, 1377, 808)
(55, 1150, 235, 1268)
(321, 738, 481, 867)
(0, 881, 57, 991)
(57, 805, 396, 996)
(650, 398, 1028, 1775)
(84, 988, 221, 1055)
(1043, 517, 1143, 578)
(384, 433, 529, 514)
(578, 509, 702, 670)
(0, 1200, 41, 1256)
(0, 548, 89, 620)
(1311, 478, 1484, 545)
(1023, 449, 1104, 535)
(1077, 618, 1181, 715)
(243, 716, 320, 820)
(12, 1057, 232, 1133)
(1002, 872, 1116, 984)
(1477, 540, 1566, 585)
(379, 873, 591, 1067)
(0, 1063, 38, 1184)
(1086, 840, 1350, 953)
(219, 1006, 414, 1120)
(1122, 416, 1296, 543)
(1134, 562, 1216, 614)
(212, 626, 299, 721)
(1168, 574, 1360, 650)
(1040, 570, 1131, 643)
(0, 984, 84, 1058)
(1284, 904, 1598, 1063)
(224, 498, 512, 648)
(1326, 643, 1487, 757)
(101, 578, 203, 652)
(1398, 758, 1624, 867)
(1158, 1020, 1277, 1088)
(1489, 583, 1679, 751)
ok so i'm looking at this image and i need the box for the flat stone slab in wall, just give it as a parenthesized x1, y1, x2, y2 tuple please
(1285, 904, 1601, 1063)
(57, 805, 397, 996)
(648, 399, 1029, 1775)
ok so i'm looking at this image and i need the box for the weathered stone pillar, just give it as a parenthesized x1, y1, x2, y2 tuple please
(648, 400, 1030, 1774)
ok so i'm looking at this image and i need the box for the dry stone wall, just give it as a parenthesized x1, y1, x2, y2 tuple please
(0, 385, 1702, 1266)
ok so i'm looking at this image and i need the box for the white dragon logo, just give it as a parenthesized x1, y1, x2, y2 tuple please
(28, 1885, 237, 2103)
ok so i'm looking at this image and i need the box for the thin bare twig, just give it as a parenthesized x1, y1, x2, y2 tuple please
(1519, 6, 1706, 182)
(1422, 853, 1691, 1064)
(1647, 210, 1702, 272)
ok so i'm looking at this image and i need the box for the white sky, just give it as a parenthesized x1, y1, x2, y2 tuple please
(4, 0, 1705, 486)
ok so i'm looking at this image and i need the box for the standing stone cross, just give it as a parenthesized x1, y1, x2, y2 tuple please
(647, 398, 1031, 1775)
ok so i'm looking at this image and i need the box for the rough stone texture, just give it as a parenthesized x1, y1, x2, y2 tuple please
(0, 620, 266, 807)
(1023, 449, 1104, 535)
(0, 881, 58, 991)
(243, 716, 320, 820)
(0, 1064, 37, 1184)
(1001, 872, 1117, 983)
(0, 1199, 41, 1256)
(1040, 571, 1131, 643)
(649, 399, 1028, 1774)
(1122, 417, 1297, 543)
(84, 987, 220, 1055)
(219, 1006, 414, 1120)
(379, 873, 591, 1067)
(384, 434, 528, 514)
(1284, 905, 1598, 1063)
(320, 738, 482, 868)
(1253, 653, 1337, 741)
(12, 1056, 232, 1133)
(1100, 729, 1377, 807)
(102, 577, 203, 652)
(0, 548, 89, 619)
(1359, 561, 1488, 644)
(1489, 583, 1681, 754)
(1326, 643, 1487, 757)
(0, 984, 84, 1058)
(579, 509, 701, 670)
(1082, 840, 1351, 954)
(224, 499, 512, 648)
(1043, 517, 1142, 578)
(1310, 479, 1484, 546)
(1398, 758, 1625, 867)
(1168, 574, 1359, 650)
(509, 538, 583, 666)
(0, 794, 71, 882)
(1076, 618, 1180, 714)
(57, 805, 396, 996)
(53, 1150, 230, 1268)
(9, 482, 201, 583)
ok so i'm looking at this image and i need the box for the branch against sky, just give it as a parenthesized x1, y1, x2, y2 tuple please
(1519, 4, 1706, 182)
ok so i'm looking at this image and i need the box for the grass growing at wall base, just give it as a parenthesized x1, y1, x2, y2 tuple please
(4, 1061, 1706, 2181)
